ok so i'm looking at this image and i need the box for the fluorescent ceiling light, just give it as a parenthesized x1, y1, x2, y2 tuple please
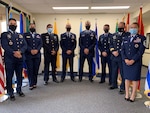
(53, 7, 89, 10)
(91, 6, 130, 9)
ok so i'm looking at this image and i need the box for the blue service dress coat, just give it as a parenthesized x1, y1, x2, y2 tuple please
(121, 34, 146, 81)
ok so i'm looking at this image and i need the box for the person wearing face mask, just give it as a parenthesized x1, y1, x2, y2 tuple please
(1, 18, 27, 101)
(23, 23, 43, 90)
(79, 20, 96, 82)
(60, 23, 77, 82)
(98, 24, 112, 85)
(121, 22, 146, 102)
(41, 24, 59, 85)
(109, 22, 130, 94)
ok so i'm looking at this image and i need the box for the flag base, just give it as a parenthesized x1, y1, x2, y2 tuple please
(136, 92, 142, 98)
(0, 95, 9, 102)
(22, 82, 28, 87)
(144, 101, 150, 109)
(129, 87, 143, 98)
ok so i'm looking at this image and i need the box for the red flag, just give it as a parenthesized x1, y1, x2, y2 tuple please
(137, 7, 144, 91)
(0, 47, 5, 96)
(125, 13, 130, 32)
(138, 7, 144, 36)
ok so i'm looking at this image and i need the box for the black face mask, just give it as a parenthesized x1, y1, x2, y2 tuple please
(118, 28, 124, 32)
(9, 25, 17, 31)
(86, 26, 90, 30)
(66, 28, 71, 32)
(30, 28, 36, 33)
(104, 29, 109, 33)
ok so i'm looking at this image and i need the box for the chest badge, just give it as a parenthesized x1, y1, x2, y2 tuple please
(135, 44, 139, 48)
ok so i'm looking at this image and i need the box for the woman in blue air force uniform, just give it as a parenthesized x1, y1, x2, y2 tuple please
(121, 22, 146, 102)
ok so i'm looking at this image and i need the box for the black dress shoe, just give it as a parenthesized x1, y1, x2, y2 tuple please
(79, 76, 82, 82)
(71, 76, 76, 82)
(53, 79, 59, 83)
(60, 78, 65, 82)
(109, 86, 117, 90)
(119, 89, 125, 94)
(29, 86, 34, 90)
(17, 92, 25, 97)
(99, 81, 105, 84)
(89, 77, 94, 82)
(10, 95, 15, 101)
(33, 85, 37, 88)
(44, 81, 48, 85)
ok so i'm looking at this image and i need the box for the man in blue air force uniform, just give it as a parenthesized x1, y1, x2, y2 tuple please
(24, 23, 42, 90)
(1, 18, 27, 101)
(109, 22, 130, 94)
(41, 24, 59, 85)
(60, 23, 77, 82)
(79, 21, 96, 82)
(98, 24, 112, 85)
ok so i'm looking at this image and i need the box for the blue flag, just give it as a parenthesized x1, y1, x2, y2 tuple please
(92, 23, 100, 76)
(78, 21, 82, 74)
(20, 13, 24, 34)
(144, 64, 150, 98)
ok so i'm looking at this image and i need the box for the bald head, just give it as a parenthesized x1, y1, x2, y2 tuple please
(85, 20, 91, 30)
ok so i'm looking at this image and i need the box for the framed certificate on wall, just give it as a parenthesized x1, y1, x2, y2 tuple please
(145, 33, 150, 49)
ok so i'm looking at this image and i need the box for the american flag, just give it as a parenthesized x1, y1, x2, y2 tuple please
(0, 46, 5, 96)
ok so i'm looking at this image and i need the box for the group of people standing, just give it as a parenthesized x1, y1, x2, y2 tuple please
(1, 18, 146, 102)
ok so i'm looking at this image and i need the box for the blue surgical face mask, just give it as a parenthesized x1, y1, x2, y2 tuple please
(129, 28, 138, 35)
(47, 28, 53, 33)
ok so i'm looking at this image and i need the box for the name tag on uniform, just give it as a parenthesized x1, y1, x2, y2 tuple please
(90, 33, 94, 37)
(7, 34, 11, 39)
(19, 34, 23, 38)
(54, 36, 57, 40)
(81, 34, 85, 37)
(46, 36, 49, 38)
(36, 35, 40, 38)
(62, 37, 66, 39)
(124, 41, 128, 43)
(113, 36, 116, 39)
(134, 37, 141, 43)
(26, 36, 31, 38)
(71, 35, 75, 39)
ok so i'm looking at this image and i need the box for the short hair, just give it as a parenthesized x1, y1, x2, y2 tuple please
(9, 18, 16, 22)
(119, 22, 125, 26)
(132, 22, 139, 28)
(104, 24, 109, 27)
(47, 24, 52, 28)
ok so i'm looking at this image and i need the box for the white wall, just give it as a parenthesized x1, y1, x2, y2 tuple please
(33, 13, 135, 72)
